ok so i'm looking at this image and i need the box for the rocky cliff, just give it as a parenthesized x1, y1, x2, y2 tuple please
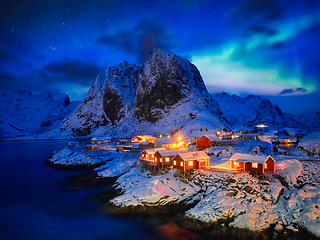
(55, 49, 229, 138)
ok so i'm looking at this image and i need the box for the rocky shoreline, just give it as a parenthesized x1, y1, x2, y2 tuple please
(45, 147, 320, 240)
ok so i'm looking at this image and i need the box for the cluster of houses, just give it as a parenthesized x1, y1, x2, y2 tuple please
(67, 130, 276, 175)
(139, 148, 210, 171)
(119, 132, 276, 174)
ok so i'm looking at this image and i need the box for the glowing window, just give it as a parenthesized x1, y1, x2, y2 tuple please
(173, 160, 176, 165)
(188, 161, 193, 166)
(252, 162, 258, 168)
(236, 162, 239, 167)
(155, 157, 157, 162)
(166, 157, 169, 162)
(160, 158, 162, 162)
(151, 154, 154, 158)
(180, 162, 183, 167)
(233, 161, 237, 166)
(264, 163, 267, 169)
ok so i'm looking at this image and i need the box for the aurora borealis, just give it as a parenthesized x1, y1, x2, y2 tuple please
(1, 0, 319, 113)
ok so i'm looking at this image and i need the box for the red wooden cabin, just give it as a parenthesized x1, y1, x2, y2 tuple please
(196, 134, 220, 150)
(229, 153, 275, 173)
(139, 142, 155, 150)
(172, 151, 209, 170)
(139, 148, 164, 165)
(154, 150, 179, 166)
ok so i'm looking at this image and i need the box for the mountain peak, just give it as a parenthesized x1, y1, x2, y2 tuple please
(58, 50, 228, 137)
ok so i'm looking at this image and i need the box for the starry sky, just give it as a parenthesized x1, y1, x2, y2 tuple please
(1, 0, 319, 113)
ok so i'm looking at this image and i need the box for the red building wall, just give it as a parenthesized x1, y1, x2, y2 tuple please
(196, 136, 212, 150)
(172, 155, 207, 170)
(231, 160, 245, 170)
(196, 160, 208, 169)
(263, 157, 274, 173)
(154, 152, 177, 166)
(246, 162, 263, 173)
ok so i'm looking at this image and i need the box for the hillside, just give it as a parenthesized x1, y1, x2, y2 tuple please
(0, 90, 79, 138)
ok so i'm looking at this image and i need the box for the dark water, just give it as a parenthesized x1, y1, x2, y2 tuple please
(0, 140, 174, 240)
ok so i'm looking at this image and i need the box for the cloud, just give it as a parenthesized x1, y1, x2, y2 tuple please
(43, 59, 101, 84)
(97, 19, 179, 63)
(280, 87, 307, 95)
(245, 25, 278, 37)
(0, 59, 101, 94)
(232, 0, 284, 27)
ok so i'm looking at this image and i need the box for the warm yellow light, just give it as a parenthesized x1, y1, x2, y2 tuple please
(178, 137, 181, 141)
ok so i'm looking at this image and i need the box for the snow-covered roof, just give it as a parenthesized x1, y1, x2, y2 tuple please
(133, 135, 154, 139)
(230, 153, 275, 164)
(198, 134, 220, 141)
(155, 149, 180, 157)
(176, 151, 209, 162)
(154, 138, 178, 144)
(142, 148, 165, 154)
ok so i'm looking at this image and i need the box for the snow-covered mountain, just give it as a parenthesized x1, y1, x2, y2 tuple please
(212, 92, 289, 127)
(44, 49, 229, 138)
(291, 112, 320, 129)
(0, 90, 79, 137)
(212, 92, 320, 130)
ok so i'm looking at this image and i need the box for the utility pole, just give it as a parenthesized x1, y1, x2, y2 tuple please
(270, 137, 273, 158)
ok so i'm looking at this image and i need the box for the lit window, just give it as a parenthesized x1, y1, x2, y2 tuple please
(166, 157, 169, 162)
(173, 160, 176, 165)
(236, 162, 239, 167)
(160, 158, 162, 162)
(233, 161, 237, 166)
(180, 162, 183, 167)
(155, 157, 157, 162)
(252, 162, 258, 168)
(264, 163, 267, 169)
(152, 154, 154, 158)
(188, 161, 193, 166)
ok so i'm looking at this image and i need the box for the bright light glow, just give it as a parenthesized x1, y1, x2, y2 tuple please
(173, 160, 176, 165)
(166, 157, 169, 162)
(180, 162, 183, 167)
(252, 163, 258, 168)
(188, 161, 193, 166)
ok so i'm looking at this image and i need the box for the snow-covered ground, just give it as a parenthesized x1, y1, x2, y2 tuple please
(298, 130, 320, 157)
(47, 138, 320, 238)
(47, 142, 141, 177)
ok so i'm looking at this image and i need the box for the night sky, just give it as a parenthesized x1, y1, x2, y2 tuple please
(1, 0, 319, 113)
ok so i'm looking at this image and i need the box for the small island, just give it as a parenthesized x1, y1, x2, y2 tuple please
(45, 130, 320, 240)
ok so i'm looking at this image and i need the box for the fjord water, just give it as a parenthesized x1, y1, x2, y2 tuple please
(0, 140, 165, 240)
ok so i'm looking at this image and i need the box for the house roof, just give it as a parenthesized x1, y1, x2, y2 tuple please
(197, 134, 220, 141)
(142, 148, 165, 154)
(176, 151, 209, 162)
(230, 153, 275, 164)
(155, 149, 180, 157)
(133, 135, 154, 139)
(155, 138, 178, 144)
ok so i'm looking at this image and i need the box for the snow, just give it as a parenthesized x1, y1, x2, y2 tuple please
(229, 153, 273, 164)
(298, 130, 320, 155)
(111, 168, 198, 207)
(177, 151, 209, 161)
(275, 159, 303, 185)
(0, 90, 79, 138)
